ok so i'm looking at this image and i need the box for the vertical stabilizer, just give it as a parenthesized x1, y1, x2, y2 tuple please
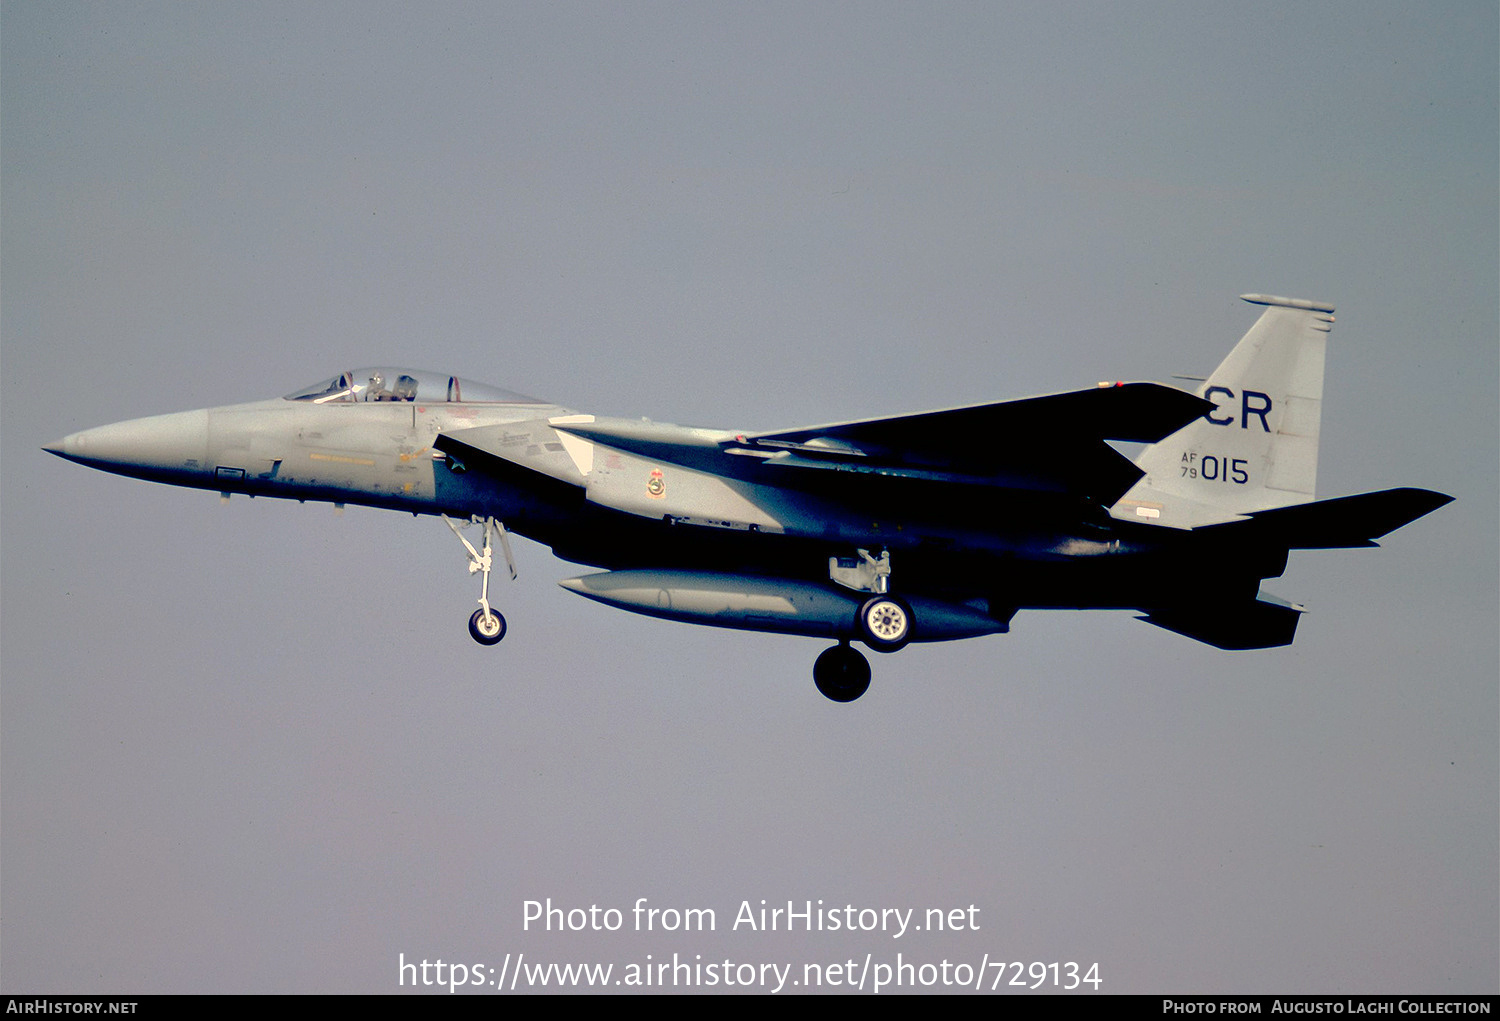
(1112, 294, 1334, 529)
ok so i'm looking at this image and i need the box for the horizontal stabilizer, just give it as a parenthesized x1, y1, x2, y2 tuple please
(1202, 487, 1453, 548)
(1139, 593, 1304, 650)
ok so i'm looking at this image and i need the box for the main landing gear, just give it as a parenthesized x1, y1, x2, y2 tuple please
(814, 550, 915, 702)
(445, 514, 515, 646)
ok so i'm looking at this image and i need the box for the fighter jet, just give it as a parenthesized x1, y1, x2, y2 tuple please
(45, 294, 1451, 701)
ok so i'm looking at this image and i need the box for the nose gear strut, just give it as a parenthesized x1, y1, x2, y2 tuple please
(444, 514, 515, 645)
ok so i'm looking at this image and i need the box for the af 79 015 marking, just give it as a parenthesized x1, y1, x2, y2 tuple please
(1181, 452, 1250, 484)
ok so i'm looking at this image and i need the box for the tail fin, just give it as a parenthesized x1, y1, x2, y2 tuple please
(1113, 294, 1335, 529)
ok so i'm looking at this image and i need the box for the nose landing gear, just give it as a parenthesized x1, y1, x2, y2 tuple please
(445, 514, 515, 646)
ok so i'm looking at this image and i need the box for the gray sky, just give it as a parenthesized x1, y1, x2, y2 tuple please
(3, 0, 1495, 995)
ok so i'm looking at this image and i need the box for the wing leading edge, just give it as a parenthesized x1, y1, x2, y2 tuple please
(742, 381, 1212, 450)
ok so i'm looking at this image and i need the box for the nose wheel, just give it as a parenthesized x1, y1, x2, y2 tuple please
(445, 514, 516, 646)
(469, 607, 507, 645)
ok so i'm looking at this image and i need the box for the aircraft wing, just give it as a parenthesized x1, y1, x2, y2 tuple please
(741, 381, 1211, 452)
(557, 382, 1212, 503)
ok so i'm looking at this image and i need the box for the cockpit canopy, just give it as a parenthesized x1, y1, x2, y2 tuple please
(285, 368, 541, 405)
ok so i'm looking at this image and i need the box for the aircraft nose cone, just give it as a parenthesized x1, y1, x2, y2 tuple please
(44, 409, 210, 480)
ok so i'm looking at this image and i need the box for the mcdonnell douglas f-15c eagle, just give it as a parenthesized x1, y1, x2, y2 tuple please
(46, 295, 1451, 701)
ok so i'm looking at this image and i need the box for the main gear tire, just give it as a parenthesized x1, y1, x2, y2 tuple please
(857, 595, 913, 653)
(813, 644, 871, 702)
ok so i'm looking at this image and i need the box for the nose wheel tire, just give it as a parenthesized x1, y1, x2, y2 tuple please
(813, 643, 871, 702)
(857, 595, 913, 652)
(469, 607, 507, 645)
